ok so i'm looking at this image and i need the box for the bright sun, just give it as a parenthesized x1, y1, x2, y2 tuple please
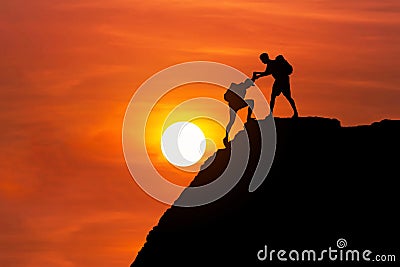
(161, 122, 206, 167)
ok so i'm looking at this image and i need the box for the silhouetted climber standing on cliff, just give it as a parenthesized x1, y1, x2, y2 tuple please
(223, 78, 255, 147)
(252, 53, 298, 118)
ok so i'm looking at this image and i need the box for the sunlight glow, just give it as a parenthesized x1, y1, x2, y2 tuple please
(161, 122, 206, 167)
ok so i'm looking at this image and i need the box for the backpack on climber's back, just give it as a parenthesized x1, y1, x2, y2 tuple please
(223, 88, 235, 102)
(275, 55, 293, 76)
(223, 82, 244, 103)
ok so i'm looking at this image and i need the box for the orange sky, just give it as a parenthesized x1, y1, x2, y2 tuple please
(1, 0, 400, 266)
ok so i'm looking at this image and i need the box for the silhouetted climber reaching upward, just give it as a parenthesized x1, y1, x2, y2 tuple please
(252, 52, 298, 118)
(223, 78, 255, 147)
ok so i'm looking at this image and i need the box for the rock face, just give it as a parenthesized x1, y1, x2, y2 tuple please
(131, 117, 400, 266)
